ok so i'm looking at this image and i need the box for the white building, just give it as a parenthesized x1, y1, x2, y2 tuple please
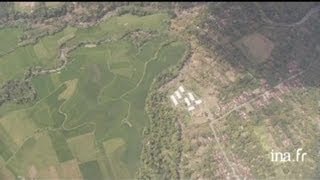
(184, 97, 191, 106)
(187, 92, 195, 101)
(170, 95, 178, 106)
(188, 106, 195, 111)
(175, 91, 182, 99)
(178, 86, 185, 93)
(195, 99, 202, 105)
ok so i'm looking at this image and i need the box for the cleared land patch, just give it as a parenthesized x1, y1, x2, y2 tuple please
(58, 79, 78, 101)
(57, 159, 83, 179)
(235, 33, 274, 63)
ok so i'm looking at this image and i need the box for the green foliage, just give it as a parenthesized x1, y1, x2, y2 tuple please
(48, 130, 74, 163)
(0, 9, 187, 179)
(137, 91, 182, 179)
(79, 160, 104, 180)
(0, 27, 23, 55)
(0, 79, 36, 106)
(218, 73, 259, 103)
(137, 42, 189, 180)
(222, 112, 276, 178)
(0, 138, 13, 161)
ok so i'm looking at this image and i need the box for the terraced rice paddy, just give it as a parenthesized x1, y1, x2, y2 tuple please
(0, 12, 186, 179)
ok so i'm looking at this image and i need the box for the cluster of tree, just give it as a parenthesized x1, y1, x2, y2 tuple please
(258, 2, 320, 23)
(137, 42, 191, 179)
(0, 79, 37, 106)
(218, 73, 259, 103)
(203, 2, 320, 88)
(222, 112, 276, 178)
(30, 2, 68, 20)
(0, 2, 14, 24)
(1, 2, 69, 24)
(137, 90, 182, 179)
(205, 2, 263, 42)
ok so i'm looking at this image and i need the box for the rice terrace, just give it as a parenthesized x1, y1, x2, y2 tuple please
(0, 3, 187, 179)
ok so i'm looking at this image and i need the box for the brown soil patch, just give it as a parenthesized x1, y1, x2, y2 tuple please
(225, 70, 237, 82)
(58, 79, 78, 100)
(236, 33, 274, 63)
(27, 165, 38, 180)
(58, 159, 83, 179)
(37, 165, 60, 180)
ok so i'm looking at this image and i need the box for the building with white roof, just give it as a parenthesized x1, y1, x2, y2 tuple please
(184, 97, 191, 106)
(187, 92, 195, 101)
(178, 86, 185, 93)
(170, 95, 178, 106)
(169, 84, 203, 112)
(195, 99, 202, 105)
(188, 106, 195, 111)
(175, 91, 182, 99)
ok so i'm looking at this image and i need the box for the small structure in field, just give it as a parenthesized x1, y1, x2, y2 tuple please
(179, 86, 185, 93)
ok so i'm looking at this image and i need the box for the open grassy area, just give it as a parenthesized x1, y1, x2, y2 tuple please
(7, 133, 59, 176)
(67, 133, 98, 163)
(0, 11, 186, 179)
(102, 138, 130, 179)
(0, 28, 23, 55)
(48, 130, 73, 163)
(0, 26, 76, 85)
(0, 110, 37, 147)
(79, 160, 104, 180)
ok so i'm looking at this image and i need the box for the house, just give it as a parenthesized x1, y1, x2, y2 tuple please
(184, 97, 191, 106)
(195, 99, 202, 105)
(179, 86, 185, 93)
(187, 92, 195, 101)
(188, 106, 195, 111)
(175, 91, 182, 99)
(170, 95, 178, 106)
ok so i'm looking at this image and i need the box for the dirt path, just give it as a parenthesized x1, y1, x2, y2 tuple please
(204, 105, 240, 180)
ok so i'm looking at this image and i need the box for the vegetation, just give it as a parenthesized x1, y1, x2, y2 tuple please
(0, 2, 319, 179)
(137, 43, 190, 179)
(0, 80, 36, 106)
(0, 8, 187, 179)
(79, 160, 104, 180)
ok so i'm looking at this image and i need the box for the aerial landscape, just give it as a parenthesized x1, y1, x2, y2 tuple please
(0, 2, 319, 180)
